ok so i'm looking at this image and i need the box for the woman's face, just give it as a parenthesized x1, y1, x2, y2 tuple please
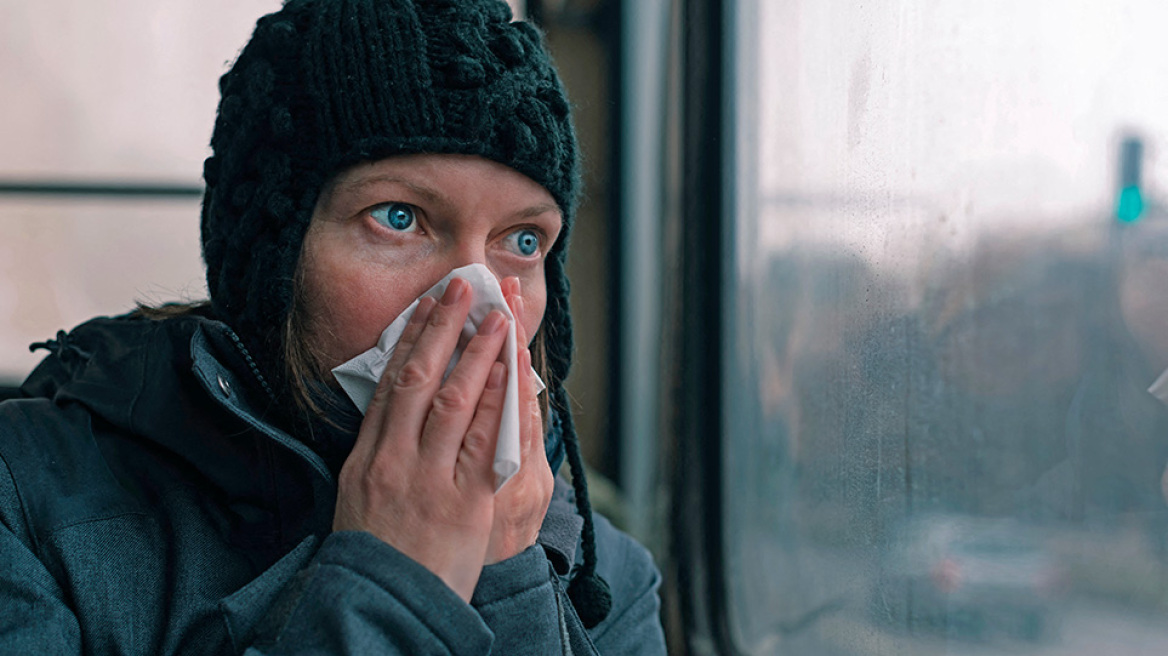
(299, 153, 563, 370)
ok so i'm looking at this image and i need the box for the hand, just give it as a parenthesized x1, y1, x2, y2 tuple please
(484, 277, 555, 565)
(333, 278, 510, 602)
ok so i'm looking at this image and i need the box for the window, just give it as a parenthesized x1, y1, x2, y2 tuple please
(0, 0, 281, 382)
(720, 1, 1168, 652)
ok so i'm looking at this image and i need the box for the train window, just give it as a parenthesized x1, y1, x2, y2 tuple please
(717, 0, 1168, 653)
(0, 200, 204, 378)
(0, 1, 287, 383)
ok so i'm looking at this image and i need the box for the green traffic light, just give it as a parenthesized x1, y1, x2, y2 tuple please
(1117, 185, 1144, 223)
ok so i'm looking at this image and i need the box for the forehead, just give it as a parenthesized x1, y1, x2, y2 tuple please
(323, 153, 560, 210)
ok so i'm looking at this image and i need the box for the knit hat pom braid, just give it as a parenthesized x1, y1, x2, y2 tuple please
(542, 264, 610, 628)
(201, 0, 610, 628)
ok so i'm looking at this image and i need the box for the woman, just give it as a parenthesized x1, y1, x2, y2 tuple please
(0, 0, 666, 653)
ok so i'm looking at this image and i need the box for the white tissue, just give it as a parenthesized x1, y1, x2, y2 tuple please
(332, 263, 544, 491)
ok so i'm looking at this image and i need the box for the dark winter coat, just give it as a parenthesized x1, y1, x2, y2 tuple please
(0, 313, 665, 654)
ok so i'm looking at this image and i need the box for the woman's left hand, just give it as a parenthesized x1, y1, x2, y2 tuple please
(484, 278, 555, 565)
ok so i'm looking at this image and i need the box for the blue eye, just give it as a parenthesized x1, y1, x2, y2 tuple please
(371, 203, 417, 232)
(507, 229, 542, 257)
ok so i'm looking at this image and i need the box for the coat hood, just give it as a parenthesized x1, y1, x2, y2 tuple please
(20, 313, 330, 528)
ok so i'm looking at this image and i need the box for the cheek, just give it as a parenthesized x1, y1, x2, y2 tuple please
(301, 255, 424, 367)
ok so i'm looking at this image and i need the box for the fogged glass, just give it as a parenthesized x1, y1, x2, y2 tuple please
(727, 2, 1168, 654)
(0, 1, 281, 383)
(0, 0, 282, 180)
(0, 201, 205, 381)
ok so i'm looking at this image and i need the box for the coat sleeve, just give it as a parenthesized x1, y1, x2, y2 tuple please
(1, 438, 497, 656)
(0, 439, 661, 655)
(0, 522, 499, 655)
(0, 498, 663, 656)
(245, 527, 668, 656)
(243, 531, 495, 655)
(469, 513, 667, 655)
(470, 545, 571, 653)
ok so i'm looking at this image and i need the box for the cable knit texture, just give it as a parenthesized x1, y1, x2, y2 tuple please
(200, 0, 608, 626)
(202, 0, 577, 388)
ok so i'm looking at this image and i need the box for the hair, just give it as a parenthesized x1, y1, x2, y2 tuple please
(131, 301, 212, 320)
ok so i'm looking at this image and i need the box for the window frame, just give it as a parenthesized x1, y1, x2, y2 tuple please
(669, 0, 740, 653)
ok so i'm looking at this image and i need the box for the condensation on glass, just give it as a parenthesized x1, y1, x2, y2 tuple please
(726, 2, 1168, 654)
(0, 1, 282, 380)
(0, 202, 205, 377)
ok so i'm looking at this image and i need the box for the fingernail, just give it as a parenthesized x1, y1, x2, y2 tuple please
(487, 361, 506, 389)
(479, 310, 505, 336)
(442, 278, 466, 306)
(515, 296, 525, 317)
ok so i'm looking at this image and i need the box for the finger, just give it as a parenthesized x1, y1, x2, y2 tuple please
(500, 276, 520, 301)
(502, 282, 543, 464)
(519, 337, 543, 460)
(507, 285, 532, 401)
(418, 309, 509, 467)
(512, 293, 527, 346)
(456, 361, 509, 494)
(505, 289, 530, 452)
(510, 294, 542, 461)
(376, 278, 473, 455)
(503, 279, 523, 342)
(363, 295, 437, 433)
(501, 278, 522, 355)
(381, 296, 438, 389)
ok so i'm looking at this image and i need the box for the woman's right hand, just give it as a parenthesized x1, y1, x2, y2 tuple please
(333, 277, 510, 602)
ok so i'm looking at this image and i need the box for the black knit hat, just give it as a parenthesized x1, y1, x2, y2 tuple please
(201, 0, 610, 627)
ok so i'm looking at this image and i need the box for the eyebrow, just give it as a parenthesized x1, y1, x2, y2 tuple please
(337, 173, 446, 205)
(336, 173, 562, 222)
(515, 203, 562, 221)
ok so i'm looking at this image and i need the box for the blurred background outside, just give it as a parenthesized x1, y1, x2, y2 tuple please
(0, 0, 269, 377)
(725, 1, 1168, 653)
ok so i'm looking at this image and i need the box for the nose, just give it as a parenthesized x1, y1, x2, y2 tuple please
(448, 241, 502, 283)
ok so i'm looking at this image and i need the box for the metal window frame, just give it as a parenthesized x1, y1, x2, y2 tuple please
(670, 0, 740, 653)
(0, 181, 202, 198)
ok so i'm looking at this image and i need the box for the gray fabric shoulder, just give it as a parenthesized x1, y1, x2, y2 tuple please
(0, 415, 34, 547)
(0, 404, 84, 651)
(0, 398, 142, 543)
(586, 513, 668, 653)
(591, 512, 661, 600)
